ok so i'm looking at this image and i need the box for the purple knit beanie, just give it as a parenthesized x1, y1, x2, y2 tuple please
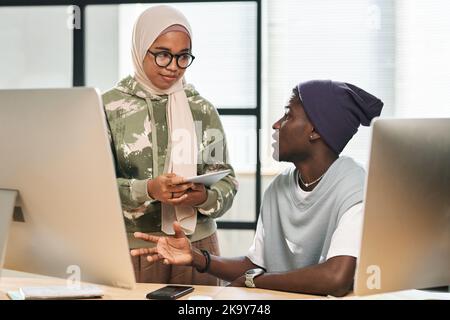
(297, 80, 384, 154)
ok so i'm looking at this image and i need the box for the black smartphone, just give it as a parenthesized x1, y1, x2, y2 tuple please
(146, 285, 194, 300)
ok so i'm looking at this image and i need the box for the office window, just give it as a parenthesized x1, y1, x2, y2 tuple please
(262, 0, 450, 171)
(0, 6, 72, 89)
(262, 0, 395, 169)
(218, 116, 256, 223)
(221, 116, 257, 173)
(395, 0, 450, 118)
(85, 5, 119, 93)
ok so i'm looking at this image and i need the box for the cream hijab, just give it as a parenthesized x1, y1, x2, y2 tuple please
(131, 5, 198, 235)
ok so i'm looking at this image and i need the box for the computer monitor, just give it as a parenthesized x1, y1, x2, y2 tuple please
(355, 118, 450, 295)
(0, 88, 135, 289)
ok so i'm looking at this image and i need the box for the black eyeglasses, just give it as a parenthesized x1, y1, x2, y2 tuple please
(147, 50, 195, 69)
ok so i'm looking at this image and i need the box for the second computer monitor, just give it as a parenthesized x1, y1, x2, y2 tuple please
(0, 88, 135, 289)
(355, 118, 450, 295)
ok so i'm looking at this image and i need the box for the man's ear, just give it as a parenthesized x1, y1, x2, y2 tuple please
(309, 129, 321, 141)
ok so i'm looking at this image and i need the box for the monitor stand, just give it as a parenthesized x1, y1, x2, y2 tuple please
(0, 189, 18, 270)
(419, 285, 450, 293)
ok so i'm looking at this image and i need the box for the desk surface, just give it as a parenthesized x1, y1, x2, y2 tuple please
(1, 270, 448, 300)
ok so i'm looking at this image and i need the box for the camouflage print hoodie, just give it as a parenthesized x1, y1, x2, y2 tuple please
(102, 76, 238, 248)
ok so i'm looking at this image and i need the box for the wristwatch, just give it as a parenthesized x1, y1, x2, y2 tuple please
(244, 268, 265, 288)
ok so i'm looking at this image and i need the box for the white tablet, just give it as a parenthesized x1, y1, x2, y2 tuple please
(184, 169, 231, 187)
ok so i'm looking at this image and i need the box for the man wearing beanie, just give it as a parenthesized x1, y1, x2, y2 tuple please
(131, 80, 383, 297)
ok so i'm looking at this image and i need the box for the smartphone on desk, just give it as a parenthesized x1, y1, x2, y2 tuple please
(146, 285, 194, 300)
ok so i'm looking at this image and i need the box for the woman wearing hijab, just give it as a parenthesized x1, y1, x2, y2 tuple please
(102, 5, 238, 285)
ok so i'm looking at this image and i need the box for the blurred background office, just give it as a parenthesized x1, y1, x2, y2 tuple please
(1, 0, 449, 257)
